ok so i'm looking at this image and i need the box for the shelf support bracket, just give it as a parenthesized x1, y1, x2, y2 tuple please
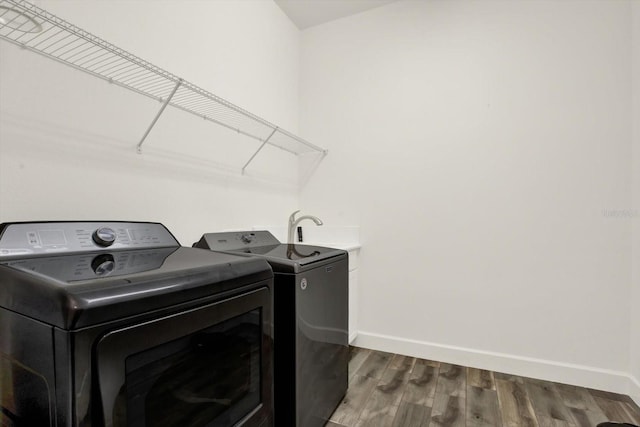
(137, 79, 183, 153)
(241, 127, 278, 174)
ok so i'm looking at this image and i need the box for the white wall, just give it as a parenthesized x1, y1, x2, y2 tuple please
(3, 0, 639, 399)
(300, 0, 634, 393)
(631, 0, 640, 404)
(0, 0, 302, 245)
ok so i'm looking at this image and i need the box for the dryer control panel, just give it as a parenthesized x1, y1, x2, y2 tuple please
(0, 221, 179, 258)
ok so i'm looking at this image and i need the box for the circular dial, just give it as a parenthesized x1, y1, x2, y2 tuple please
(91, 254, 115, 276)
(241, 233, 255, 244)
(92, 227, 117, 247)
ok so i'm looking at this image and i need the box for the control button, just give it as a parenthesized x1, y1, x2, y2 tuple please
(27, 231, 40, 246)
(92, 227, 117, 247)
(91, 254, 115, 276)
(240, 233, 255, 244)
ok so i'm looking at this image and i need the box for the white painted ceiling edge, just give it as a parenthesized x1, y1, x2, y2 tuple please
(274, 0, 399, 30)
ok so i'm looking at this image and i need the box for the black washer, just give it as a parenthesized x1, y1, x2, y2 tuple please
(194, 230, 349, 427)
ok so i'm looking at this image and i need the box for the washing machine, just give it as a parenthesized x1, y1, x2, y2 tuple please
(0, 221, 274, 427)
(194, 230, 348, 427)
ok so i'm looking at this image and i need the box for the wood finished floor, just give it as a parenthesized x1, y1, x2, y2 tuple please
(327, 346, 640, 427)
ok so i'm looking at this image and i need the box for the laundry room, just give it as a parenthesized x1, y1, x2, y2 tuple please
(0, 0, 639, 426)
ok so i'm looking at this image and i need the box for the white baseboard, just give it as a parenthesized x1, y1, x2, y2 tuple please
(630, 374, 640, 407)
(353, 331, 639, 405)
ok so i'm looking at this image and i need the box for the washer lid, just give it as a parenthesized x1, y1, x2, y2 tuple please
(194, 230, 347, 273)
(235, 243, 340, 263)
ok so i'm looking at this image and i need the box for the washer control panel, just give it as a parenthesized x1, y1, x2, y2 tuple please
(0, 221, 179, 258)
(196, 230, 281, 251)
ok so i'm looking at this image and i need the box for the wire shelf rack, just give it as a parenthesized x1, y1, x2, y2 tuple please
(0, 0, 327, 173)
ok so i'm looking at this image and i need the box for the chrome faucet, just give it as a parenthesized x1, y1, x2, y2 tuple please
(288, 210, 323, 243)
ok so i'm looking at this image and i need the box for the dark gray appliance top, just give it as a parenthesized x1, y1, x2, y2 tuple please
(0, 221, 273, 329)
(194, 230, 347, 274)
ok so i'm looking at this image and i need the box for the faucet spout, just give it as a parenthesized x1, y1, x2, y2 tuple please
(287, 210, 323, 243)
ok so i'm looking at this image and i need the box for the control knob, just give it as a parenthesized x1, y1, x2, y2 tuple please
(240, 233, 255, 244)
(92, 227, 116, 247)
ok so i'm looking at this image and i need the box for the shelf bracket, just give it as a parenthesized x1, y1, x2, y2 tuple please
(136, 79, 182, 153)
(241, 127, 278, 174)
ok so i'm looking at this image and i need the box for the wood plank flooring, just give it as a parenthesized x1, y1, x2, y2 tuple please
(327, 347, 640, 427)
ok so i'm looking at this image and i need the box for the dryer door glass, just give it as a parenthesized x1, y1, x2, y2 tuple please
(125, 310, 261, 427)
(95, 286, 272, 427)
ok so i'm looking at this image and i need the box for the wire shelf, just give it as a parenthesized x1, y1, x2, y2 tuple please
(0, 0, 327, 173)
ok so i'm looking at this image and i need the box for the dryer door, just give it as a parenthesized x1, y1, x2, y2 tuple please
(94, 286, 272, 427)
